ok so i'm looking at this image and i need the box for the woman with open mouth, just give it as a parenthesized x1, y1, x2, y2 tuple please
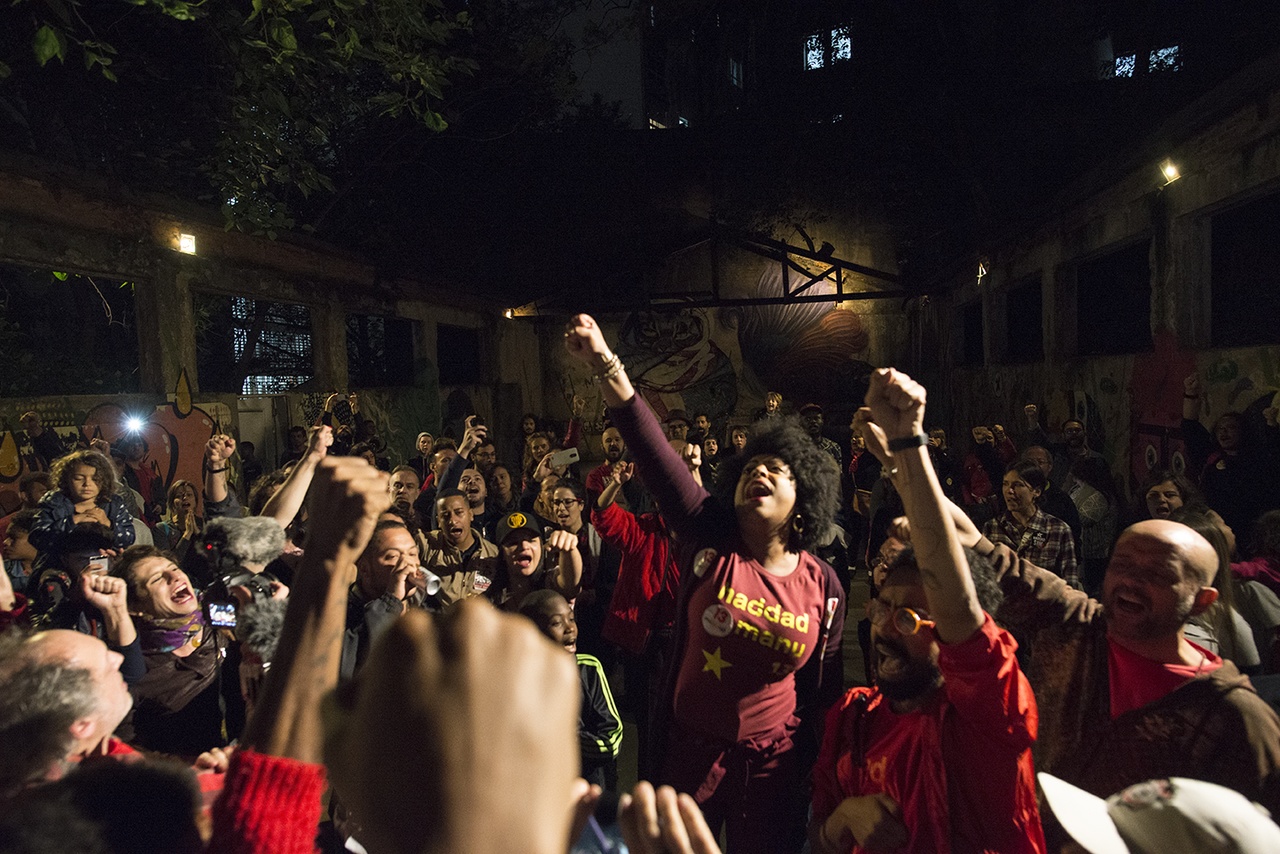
(111, 545, 247, 760)
(564, 313, 845, 854)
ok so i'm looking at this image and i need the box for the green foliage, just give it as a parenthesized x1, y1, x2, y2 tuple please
(5, 0, 480, 235)
(204, 0, 474, 235)
(3, 0, 591, 240)
(32, 25, 65, 66)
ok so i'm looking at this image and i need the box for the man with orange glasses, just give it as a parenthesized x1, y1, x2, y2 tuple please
(808, 369, 1045, 854)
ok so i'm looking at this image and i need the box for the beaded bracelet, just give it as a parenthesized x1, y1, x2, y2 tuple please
(594, 353, 624, 382)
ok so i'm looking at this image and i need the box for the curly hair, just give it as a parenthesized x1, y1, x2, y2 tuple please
(50, 450, 116, 503)
(883, 545, 1005, 616)
(713, 417, 840, 553)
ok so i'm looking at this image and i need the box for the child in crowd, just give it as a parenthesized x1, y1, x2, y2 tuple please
(519, 589, 622, 790)
(29, 449, 135, 570)
(2, 508, 38, 596)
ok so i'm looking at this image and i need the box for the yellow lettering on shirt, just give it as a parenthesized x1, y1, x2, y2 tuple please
(716, 584, 811, 638)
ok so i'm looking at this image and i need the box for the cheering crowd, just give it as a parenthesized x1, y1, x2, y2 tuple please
(2, 312, 1280, 853)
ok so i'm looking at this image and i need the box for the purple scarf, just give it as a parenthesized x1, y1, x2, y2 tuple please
(134, 609, 205, 654)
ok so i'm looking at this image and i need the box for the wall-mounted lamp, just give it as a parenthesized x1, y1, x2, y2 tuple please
(1159, 159, 1181, 186)
(503, 308, 515, 319)
(178, 233, 197, 255)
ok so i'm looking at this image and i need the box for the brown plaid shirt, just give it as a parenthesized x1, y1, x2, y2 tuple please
(985, 509, 1079, 589)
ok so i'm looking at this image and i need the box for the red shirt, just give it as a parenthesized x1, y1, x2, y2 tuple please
(674, 546, 828, 743)
(1107, 637, 1224, 718)
(812, 616, 1045, 854)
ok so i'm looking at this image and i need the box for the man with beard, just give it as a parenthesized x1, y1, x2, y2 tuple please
(996, 518, 1280, 818)
(421, 489, 499, 608)
(810, 369, 1046, 854)
(586, 426, 627, 507)
(458, 466, 498, 541)
(1023, 405, 1104, 489)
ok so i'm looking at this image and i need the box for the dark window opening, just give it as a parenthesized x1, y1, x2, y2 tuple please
(1211, 192, 1280, 347)
(959, 301, 984, 366)
(195, 294, 313, 394)
(1005, 277, 1044, 363)
(437, 324, 482, 386)
(347, 314, 415, 387)
(1076, 241, 1152, 356)
(0, 263, 139, 396)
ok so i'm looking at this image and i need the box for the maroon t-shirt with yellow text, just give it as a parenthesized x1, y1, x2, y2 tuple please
(674, 544, 832, 743)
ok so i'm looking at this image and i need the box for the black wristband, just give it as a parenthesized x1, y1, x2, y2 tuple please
(887, 434, 928, 452)
(206, 466, 228, 473)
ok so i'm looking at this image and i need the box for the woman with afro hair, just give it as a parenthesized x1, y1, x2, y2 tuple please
(565, 314, 844, 854)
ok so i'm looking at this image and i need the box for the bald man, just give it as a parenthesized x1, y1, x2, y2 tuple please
(995, 518, 1280, 816)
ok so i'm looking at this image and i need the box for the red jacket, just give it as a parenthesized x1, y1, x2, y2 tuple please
(592, 501, 679, 656)
(812, 615, 1045, 854)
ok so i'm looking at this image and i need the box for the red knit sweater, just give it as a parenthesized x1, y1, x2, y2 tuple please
(208, 749, 327, 853)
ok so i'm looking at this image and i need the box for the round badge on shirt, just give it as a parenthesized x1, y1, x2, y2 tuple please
(702, 603, 734, 638)
(692, 548, 718, 578)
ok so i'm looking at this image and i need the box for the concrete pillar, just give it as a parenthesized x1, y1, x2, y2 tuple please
(135, 254, 196, 396)
(311, 301, 349, 392)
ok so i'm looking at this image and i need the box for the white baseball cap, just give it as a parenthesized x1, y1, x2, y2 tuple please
(1039, 773, 1280, 853)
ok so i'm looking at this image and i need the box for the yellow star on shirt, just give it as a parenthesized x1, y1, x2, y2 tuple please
(702, 646, 732, 680)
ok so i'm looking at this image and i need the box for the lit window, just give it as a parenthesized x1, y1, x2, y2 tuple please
(648, 118, 667, 129)
(1114, 54, 1136, 77)
(805, 33, 825, 70)
(729, 57, 743, 88)
(677, 116, 689, 127)
(805, 25, 851, 70)
(649, 5, 655, 27)
(1149, 45, 1181, 73)
(831, 113, 844, 123)
(831, 26, 852, 62)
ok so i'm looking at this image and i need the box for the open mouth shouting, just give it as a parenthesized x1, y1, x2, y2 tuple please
(745, 478, 772, 501)
(171, 581, 194, 607)
(509, 547, 537, 574)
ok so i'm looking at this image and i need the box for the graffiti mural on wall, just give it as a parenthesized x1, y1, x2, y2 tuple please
(292, 390, 408, 464)
(0, 370, 231, 515)
(615, 309, 739, 425)
(555, 261, 878, 442)
(954, 332, 1280, 502)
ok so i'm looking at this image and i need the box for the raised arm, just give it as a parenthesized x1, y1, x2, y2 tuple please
(203, 433, 242, 517)
(545, 528, 584, 600)
(564, 314, 713, 535)
(239, 456, 389, 758)
(210, 456, 388, 853)
(861, 369, 983, 644)
(564, 315, 636, 408)
(259, 425, 331, 528)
